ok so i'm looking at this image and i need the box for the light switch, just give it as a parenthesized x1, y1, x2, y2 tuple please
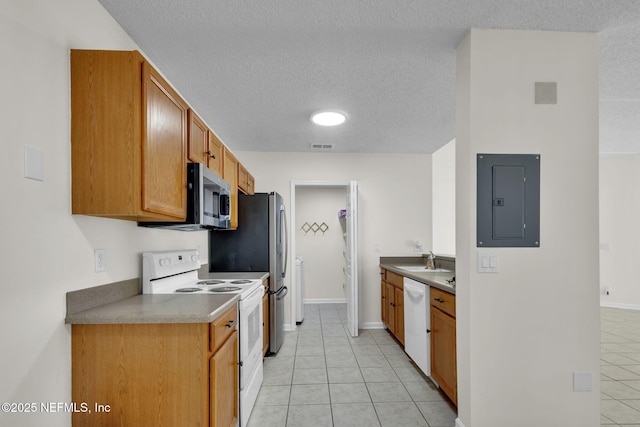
(489, 255, 497, 268)
(24, 146, 44, 181)
(477, 252, 498, 273)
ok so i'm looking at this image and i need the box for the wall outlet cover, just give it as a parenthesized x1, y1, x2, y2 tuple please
(573, 372, 592, 392)
(95, 249, 106, 273)
(24, 146, 44, 181)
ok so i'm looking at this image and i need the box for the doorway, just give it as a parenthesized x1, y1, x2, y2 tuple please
(290, 181, 359, 336)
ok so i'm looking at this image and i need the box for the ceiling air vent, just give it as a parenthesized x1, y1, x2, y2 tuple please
(310, 143, 335, 150)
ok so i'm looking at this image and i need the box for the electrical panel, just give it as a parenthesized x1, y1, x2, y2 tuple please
(477, 154, 540, 248)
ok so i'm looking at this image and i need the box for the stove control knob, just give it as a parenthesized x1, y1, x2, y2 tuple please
(159, 258, 170, 267)
(191, 255, 198, 262)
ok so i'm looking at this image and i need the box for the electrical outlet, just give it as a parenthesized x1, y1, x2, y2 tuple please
(95, 249, 106, 272)
(414, 241, 424, 252)
(374, 242, 381, 252)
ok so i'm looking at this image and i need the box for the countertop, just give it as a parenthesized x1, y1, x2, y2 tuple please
(65, 293, 239, 324)
(65, 268, 268, 325)
(380, 261, 456, 294)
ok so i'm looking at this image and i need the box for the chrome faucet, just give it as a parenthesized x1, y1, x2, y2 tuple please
(426, 251, 436, 270)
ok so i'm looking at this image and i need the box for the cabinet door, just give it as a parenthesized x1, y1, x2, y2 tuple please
(238, 163, 249, 194)
(187, 109, 209, 165)
(141, 62, 188, 219)
(431, 308, 457, 405)
(385, 282, 396, 334)
(247, 172, 255, 195)
(238, 163, 255, 195)
(211, 330, 239, 427)
(223, 148, 239, 229)
(394, 286, 405, 345)
(381, 278, 389, 327)
(208, 131, 224, 176)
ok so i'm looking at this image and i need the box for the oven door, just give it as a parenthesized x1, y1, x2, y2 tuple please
(239, 285, 264, 389)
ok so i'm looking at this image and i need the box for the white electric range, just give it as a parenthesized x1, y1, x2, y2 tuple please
(142, 249, 263, 427)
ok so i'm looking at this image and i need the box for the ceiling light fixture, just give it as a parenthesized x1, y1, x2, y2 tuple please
(311, 110, 347, 126)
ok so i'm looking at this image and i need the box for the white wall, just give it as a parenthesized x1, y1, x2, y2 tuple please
(599, 154, 640, 308)
(0, 2, 208, 426)
(456, 29, 600, 426)
(296, 187, 347, 302)
(236, 151, 432, 328)
(432, 139, 456, 255)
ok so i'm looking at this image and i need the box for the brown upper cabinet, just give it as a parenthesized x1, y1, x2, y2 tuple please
(71, 50, 188, 221)
(238, 163, 255, 195)
(223, 147, 239, 229)
(187, 109, 210, 165)
(207, 130, 224, 177)
(187, 109, 224, 178)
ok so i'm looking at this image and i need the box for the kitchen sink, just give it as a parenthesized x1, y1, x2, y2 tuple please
(395, 266, 450, 273)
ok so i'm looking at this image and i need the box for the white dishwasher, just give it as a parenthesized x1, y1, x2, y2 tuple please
(403, 277, 430, 376)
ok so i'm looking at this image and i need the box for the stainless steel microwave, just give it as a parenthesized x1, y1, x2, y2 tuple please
(139, 163, 231, 230)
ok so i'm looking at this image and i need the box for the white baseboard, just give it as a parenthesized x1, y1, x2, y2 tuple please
(360, 322, 384, 329)
(455, 418, 466, 427)
(601, 302, 640, 311)
(283, 323, 296, 332)
(303, 298, 347, 304)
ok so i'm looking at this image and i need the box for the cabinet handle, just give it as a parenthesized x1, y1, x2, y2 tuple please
(427, 329, 431, 334)
(206, 150, 216, 159)
(225, 319, 237, 328)
(434, 298, 444, 303)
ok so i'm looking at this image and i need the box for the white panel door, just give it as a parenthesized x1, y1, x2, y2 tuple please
(345, 181, 359, 337)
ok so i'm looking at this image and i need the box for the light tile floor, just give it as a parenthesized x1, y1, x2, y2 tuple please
(249, 305, 640, 426)
(248, 303, 456, 427)
(601, 307, 640, 426)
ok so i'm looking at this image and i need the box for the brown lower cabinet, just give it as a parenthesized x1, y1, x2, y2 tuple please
(380, 269, 404, 345)
(71, 304, 239, 427)
(430, 287, 457, 405)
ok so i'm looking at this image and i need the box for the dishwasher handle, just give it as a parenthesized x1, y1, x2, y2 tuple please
(404, 282, 425, 300)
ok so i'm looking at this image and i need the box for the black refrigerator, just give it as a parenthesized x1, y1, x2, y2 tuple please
(209, 192, 288, 354)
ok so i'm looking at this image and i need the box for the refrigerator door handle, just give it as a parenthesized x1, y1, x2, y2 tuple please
(281, 206, 288, 278)
(276, 286, 288, 300)
(269, 286, 288, 298)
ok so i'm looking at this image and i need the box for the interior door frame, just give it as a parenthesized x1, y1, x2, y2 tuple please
(289, 180, 359, 335)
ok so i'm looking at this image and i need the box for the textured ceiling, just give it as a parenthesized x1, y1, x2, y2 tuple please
(96, 0, 640, 154)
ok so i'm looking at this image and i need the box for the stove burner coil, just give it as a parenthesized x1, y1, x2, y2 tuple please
(209, 286, 242, 292)
(230, 279, 252, 284)
(197, 280, 226, 285)
(174, 287, 203, 293)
